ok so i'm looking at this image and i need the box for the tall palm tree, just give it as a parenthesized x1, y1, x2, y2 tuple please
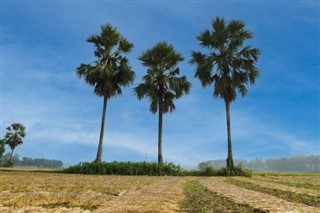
(76, 24, 135, 162)
(190, 17, 260, 171)
(134, 42, 191, 164)
(2, 123, 26, 166)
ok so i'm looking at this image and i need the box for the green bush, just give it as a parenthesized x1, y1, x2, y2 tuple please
(216, 165, 252, 177)
(182, 165, 252, 177)
(63, 161, 252, 177)
(63, 161, 183, 176)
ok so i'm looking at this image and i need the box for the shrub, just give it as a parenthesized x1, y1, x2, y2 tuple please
(63, 161, 183, 176)
(63, 161, 252, 177)
(216, 165, 252, 177)
(182, 165, 252, 177)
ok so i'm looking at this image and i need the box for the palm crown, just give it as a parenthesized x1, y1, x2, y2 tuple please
(135, 41, 191, 114)
(76, 24, 135, 99)
(190, 17, 260, 102)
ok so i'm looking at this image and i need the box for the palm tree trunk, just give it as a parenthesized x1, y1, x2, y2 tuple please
(8, 149, 14, 166)
(158, 102, 163, 164)
(225, 100, 234, 170)
(95, 97, 108, 162)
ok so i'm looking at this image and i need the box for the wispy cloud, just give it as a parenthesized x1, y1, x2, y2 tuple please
(1, 2, 319, 168)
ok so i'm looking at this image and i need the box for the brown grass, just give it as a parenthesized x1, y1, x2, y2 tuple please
(0, 172, 154, 210)
(1, 170, 320, 212)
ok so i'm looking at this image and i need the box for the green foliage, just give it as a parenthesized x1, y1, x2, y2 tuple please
(2, 123, 26, 151)
(217, 165, 253, 177)
(76, 23, 135, 99)
(63, 161, 183, 176)
(184, 165, 252, 177)
(190, 17, 260, 103)
(1, 123, 26, 166)
(180, 181, 266, 213)
(134, 41, 191, 114)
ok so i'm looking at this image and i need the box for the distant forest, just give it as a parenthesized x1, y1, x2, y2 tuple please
(199, 155, 320, 172)
(1, 153, 63, 168)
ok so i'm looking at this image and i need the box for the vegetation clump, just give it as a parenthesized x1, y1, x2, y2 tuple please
(63, 161, 183, 176)
(186, 164, 252, 177)
(64, 161, 252, 177)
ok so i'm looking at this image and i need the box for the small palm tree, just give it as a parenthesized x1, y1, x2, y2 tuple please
(190, 17, 260, 171)
(134, 41, 191, 164)
(2, 123, 26, 166)
(76, 24, 135, 162)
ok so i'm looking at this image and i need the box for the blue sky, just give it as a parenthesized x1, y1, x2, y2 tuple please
(1, 1, 319, 168)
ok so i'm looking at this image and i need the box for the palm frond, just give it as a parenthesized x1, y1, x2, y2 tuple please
(76, 23, 135, 99)
(191, 17, 260, 102)
(135, 41, 191, 114)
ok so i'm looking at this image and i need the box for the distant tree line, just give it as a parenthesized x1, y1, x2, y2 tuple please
(1, 153, 63, 168)
(199, 155, 320, 172)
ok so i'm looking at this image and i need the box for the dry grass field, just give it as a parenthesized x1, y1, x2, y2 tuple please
(0, 169, 319, 212)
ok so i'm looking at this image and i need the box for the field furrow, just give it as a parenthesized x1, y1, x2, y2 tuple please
(254, 175, 320, 187)
(253, 176, 320, 191)
(199, 177, 320, 213)
(234, 177, 320, 196)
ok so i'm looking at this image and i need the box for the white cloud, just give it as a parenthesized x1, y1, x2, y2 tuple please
(1, 2, 318, 169)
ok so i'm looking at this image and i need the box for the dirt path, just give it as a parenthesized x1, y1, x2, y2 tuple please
(234, 177, 320, 196)
(199, 177, 320, 213)
(94, 176, 192, 213)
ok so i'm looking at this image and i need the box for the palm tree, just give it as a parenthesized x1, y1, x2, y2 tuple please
(134, 42, 191, 164)
(2, 123, 26, 166)
(76, 24, 135, 162)
(190, 17, 260, 171)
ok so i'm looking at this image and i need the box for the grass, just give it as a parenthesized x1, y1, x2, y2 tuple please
(255, 172, 320, 176)
(226, 178, 320, 207)
(63, 161, 183, 176)
(253, 176, 320, 191)
(0, 172, 153, 210)
(180, 180, 267, 213)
